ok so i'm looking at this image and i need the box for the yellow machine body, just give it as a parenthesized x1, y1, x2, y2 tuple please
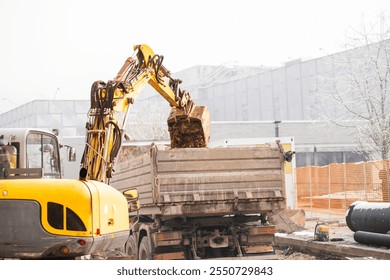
(0, 178, 129, 259)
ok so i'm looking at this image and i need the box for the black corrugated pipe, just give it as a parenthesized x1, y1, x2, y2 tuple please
(354, 231, 390, 248)
(346, 201, 390, 233)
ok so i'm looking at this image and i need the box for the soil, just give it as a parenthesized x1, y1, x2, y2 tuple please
(167, 105, 209, 148)
(168, 119, 207, 148)
(276, 249, 317, 260)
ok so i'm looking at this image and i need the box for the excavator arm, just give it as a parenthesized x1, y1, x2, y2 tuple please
(81, 44, 210, 183)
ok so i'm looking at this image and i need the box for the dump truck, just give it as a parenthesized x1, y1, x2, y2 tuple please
(110, 141, 287, 259)
(80, 43, 288, 259)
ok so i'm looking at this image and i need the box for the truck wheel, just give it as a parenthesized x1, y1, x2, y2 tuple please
(126, 235, 138, 260)
(138, 237, 152, 260)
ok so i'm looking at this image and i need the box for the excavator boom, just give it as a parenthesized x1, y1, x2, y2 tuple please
(131, 44, 210, 148)
(81, 44, 210, 183)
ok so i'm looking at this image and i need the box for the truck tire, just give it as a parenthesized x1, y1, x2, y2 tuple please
(138, 237, 152, 260)
(126, 235, 138, 260)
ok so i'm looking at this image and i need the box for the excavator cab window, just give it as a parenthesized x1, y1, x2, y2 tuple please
(26, 132, 61, 179)
(0, 134, 18, 175)
(0, 145, 17, 169)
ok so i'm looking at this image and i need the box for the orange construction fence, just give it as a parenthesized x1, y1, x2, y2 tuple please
(296, 160, 390, 215)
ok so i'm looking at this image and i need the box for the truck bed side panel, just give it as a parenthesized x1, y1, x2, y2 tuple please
(111, 144, 286, 217)
(112, 146, 154, 205)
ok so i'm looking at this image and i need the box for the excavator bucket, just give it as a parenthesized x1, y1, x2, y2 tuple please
(167, 106, 210, 148)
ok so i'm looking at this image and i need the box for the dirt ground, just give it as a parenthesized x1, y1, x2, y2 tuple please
(276, 250, 317, 260)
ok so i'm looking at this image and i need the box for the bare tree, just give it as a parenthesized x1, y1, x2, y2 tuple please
(317, 13, 390, 160)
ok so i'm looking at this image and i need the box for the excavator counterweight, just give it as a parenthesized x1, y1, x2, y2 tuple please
(168, 105, 210, 148)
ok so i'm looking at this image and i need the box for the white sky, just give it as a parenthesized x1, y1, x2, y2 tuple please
(0, 0, 389, 112)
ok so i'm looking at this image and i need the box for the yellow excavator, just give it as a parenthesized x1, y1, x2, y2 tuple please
(0, 44, 209, 259)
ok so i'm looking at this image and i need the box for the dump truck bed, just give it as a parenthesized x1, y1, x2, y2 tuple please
(110, 143, 286, 218)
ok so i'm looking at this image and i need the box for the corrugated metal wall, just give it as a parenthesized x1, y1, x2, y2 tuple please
(0, 100, 90, 137)
(196, 58, 321, 122)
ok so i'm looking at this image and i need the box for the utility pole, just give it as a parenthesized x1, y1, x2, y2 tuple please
(274, 121, 281, 137)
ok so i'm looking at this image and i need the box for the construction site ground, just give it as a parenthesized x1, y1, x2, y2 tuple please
(99, 210, 390, 260)
(274, 210, 390, 260)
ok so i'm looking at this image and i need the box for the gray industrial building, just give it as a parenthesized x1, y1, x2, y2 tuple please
(0, 44, 373, 170)
(195, 59, 318, 121)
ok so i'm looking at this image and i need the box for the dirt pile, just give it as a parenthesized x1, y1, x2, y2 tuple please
(167, 106, 210, 148)
(269, 209, 306, 234)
